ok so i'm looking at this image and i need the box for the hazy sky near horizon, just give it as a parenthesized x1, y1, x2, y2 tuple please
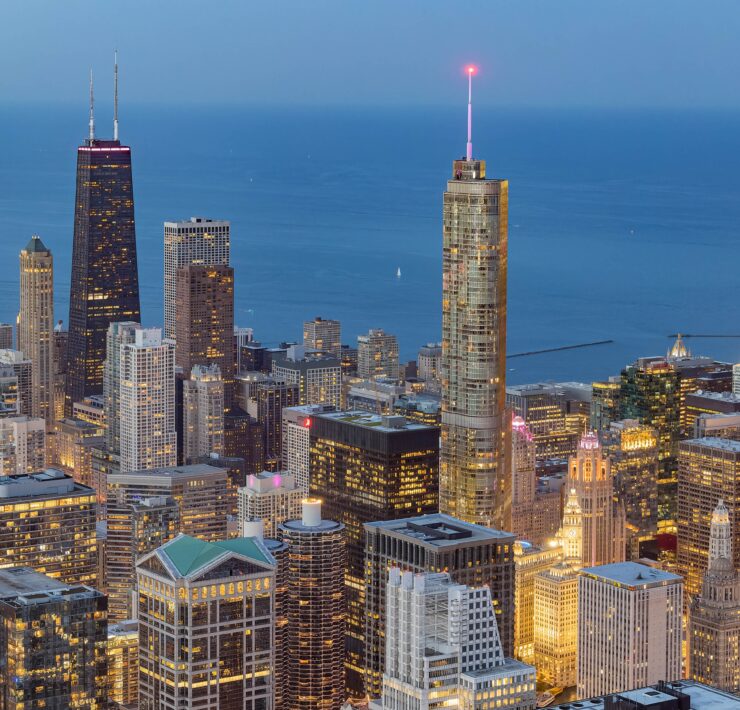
(2, 1, 739, 108)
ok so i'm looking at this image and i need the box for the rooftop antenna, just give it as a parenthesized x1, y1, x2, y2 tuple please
(113, 50, 119, 141)
(465, 65, 477, 161)
(89, 69, 95, 142)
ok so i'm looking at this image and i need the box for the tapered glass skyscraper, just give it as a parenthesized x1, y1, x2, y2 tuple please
(440, 67, 510, 529)
(65, 64, 140, 416)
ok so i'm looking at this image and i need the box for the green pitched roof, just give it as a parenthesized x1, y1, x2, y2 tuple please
(23, 235, 50, 254)
(160, 534, 272, 577)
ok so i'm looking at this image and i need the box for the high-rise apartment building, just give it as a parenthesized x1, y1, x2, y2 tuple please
(65, 100, 140, 416)
(137, 533, 276, 710)
(18, 236, 54, 423)
(303, 316, 341, 357)
(282, 403, 335, 492)
(364, 513, 516, 698)
(117, 327, 176, 473)
(371, 569, 536, 710)
(688, 500, 740, 694)
(309, 410, 439, 694)
(106, 494, 179, 621)
(103, 321, 139, 456)
(278, 500, 347, 710)
(417, 342, 442, 391)
(183, 363, 225, 463)
(0, 567, 108, 710)
(52, 322, 68, 422)
(0, 416, 45, 475)
(0, 350, 33, 417)
(107, 463, 229, 542)
(577, 562, 683, 698)
(733, 363, 740, 396)
(237, 470, 303, 539)
(272, 346, 342, 408)
(163, 217, 230, 340)
(107, 620, 139, 707)
(175, 264, 235, 406)
(357, 328, 399, 380)
(511, 415, 536, 541)
(0, 469, 97, 585)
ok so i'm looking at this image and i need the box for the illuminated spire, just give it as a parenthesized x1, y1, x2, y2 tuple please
(113, 50, 119, 141)
(709, 499, 732, 568)
(465, 65, 476, 161)
(89, 69, 95, 142)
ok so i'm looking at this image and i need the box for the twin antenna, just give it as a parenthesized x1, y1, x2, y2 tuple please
(88, 51, 119, 142)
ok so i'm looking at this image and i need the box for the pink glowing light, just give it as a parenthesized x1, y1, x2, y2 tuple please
(466, 65, 478, 75)
(273, 474, 282, 488)
(303, 417, 312, 428)
(579, 432, 600, 450)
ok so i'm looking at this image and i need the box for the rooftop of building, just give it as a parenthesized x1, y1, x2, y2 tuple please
(316, 409, 435, 433)
(506, 381, 592, 398)
(461, 657, 536, 681)
(22, 235, 50, 254)
(365, 512, 513, 545)
(0, 468, 94, 500)
(580, 561, 682, 588)
(686, 389, 740, 403)
(109, 463, 226, 481)
(164, 216, 230, 227)
(240, 470, 298, 494)
(0, 567, 98, 605)
(680, 436, 740, 452)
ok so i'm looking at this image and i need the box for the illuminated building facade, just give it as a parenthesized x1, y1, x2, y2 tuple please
(103, 321, 139, 456)
(251, 379, 299, 470)
(392, 394, 441, 427)
(364, 514, 516, 698)
(282, 404, 335, 492)
(0, 350, 33, 417)
(694, 412, 740, 439)
(18, 236, 54, 423)
(137, 534, 276, 710)
(577, 562, 683, 698)
(176, 264, 235, 407)
(590, 378, 621, 432)
(52, 323, 67, 422)
(685, 391, 740, 431)
(183, 363, 225, 464)
(303, 316, 341, 357)
(0, 567, 107, 710)
(677, 437, 740, 597)
(107, 619, 139, 706)
(357, 328, 399, 380)
(511, 415, 536, 541)
(272, 346, 342, 408)
(0, 416, 45, 475)
(371, 569, 536, 710)
(163, 217, 230, 340)
(0, 469, 97, 586)
(65, 136, 140, 417)
(237, 470, 303, 539)
(309, 410, 439, 694)
(279, 500, 346, 710)
(531, 474, 565, 547)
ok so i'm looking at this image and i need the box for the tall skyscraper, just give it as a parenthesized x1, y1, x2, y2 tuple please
(357, 328, 400, 380)
(163, 217, 230, 340)
(52, 321, 68, 422)
(511, 415, 536, 541)
(303, 316, 341, 357)
(251, 378, 300, 469)
(183, 363, 225, 463)
(137, 534, 276, 709)
(0, 567, 108, 710)
(688, 500, 740, 694)
(66, 67, 140, 416)
(278, 500, 347, 710)
(417, 342, 443, 391)
(175, 264, 235, 406)
(282, 403, 335, 492)
(577, 562, 683, 698)
(371, 569, 536, 710)
(18, 235, 54, 423)
(440, 68, 510, 529)
(103, 321, 139, 456)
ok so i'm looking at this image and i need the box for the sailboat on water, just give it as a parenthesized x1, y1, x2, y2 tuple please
(396, 267, 402, 278)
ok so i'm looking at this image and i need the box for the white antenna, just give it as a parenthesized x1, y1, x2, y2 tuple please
(466, 66, 476, 161)
(113, 50, 119, 141)
(89, 69, 95, 142)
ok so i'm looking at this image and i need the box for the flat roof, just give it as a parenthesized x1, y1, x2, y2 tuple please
(316, 409, 435, 433)
(0, 567, 68, 598)
(580, 561, 682, 588)
(681, 437, 740, 452)
(365, 513, 513, 545)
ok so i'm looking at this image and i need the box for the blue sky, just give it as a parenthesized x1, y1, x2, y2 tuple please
(2, 1, 739, 108)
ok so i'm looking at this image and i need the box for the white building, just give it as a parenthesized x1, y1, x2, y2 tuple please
(281, 404, 335, 492)
(118, 328, 177, 473)
(358, 329, 400, 381)
(733, 363, 740, 397)
(371, 569, 536, 710)
(104, 322, 140, 456)
(183, 364, 224, 464)
(237, 470, 304, 539)
(577, 562, 683, 699)
(0, 416, 45, 475)
(163, 217, 230, 340)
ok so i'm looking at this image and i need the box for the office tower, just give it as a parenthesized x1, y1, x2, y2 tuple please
(0, 324, 12, 349)
(688, 500, 740, 694)
(0, 469, 97, 585)
(568, 432, 626, 567)
(252, 378, 299, 469)
(677, 438, 740, 597)
(0, 350, 33, 416)
(551, 681, 739, 710)
(107, 463, 229, 542)
(66, 81, 141, 417)
(272, 345, 342, 408)
(137, 534, 276, 710)
(224, 409, 265, 475)
(282, 404, 335, 492)
(531, 474, 565, 546)
(0, 567, 107, 709)
(511, 415, 536, 541)
(310, 410, 439, 694)
(106, 494, 179, 621)
(103, 321, 138, 455)
(107, 620, 139, 707)
(279, 500, 347, 710)
(602, 419, 660, 551)
(303, 316, 341, 357)
(163, 217, 230, 340)
(357, 328, 399, 380)
(513, 541, 562, 666)
(52, 321, 68, 422)
(417, 342, 442, 392)
(175, 264, 235, 405)
(533, 488, 582, 687)
(0, 416, 45, 475)
(577, 562, 683, 698)
(694, 412, 740, 439)
(364, 513, 515, 698)
(18, 235, 54, 423)
(183, 364, 225, 463)
(234, 326, 254, 373)
(237, 470, 303, 538)
(372, 569, 536, 710)
(53, 416, 103, 475)
(590, 377, 621, 432)
(118, 327, 177, 473)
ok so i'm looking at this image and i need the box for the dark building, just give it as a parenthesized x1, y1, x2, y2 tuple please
(65, 129, 140, 416)
(309, 410, 439, 696)
(253, 379, 299, 470)
(224, 406, 265, 475)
